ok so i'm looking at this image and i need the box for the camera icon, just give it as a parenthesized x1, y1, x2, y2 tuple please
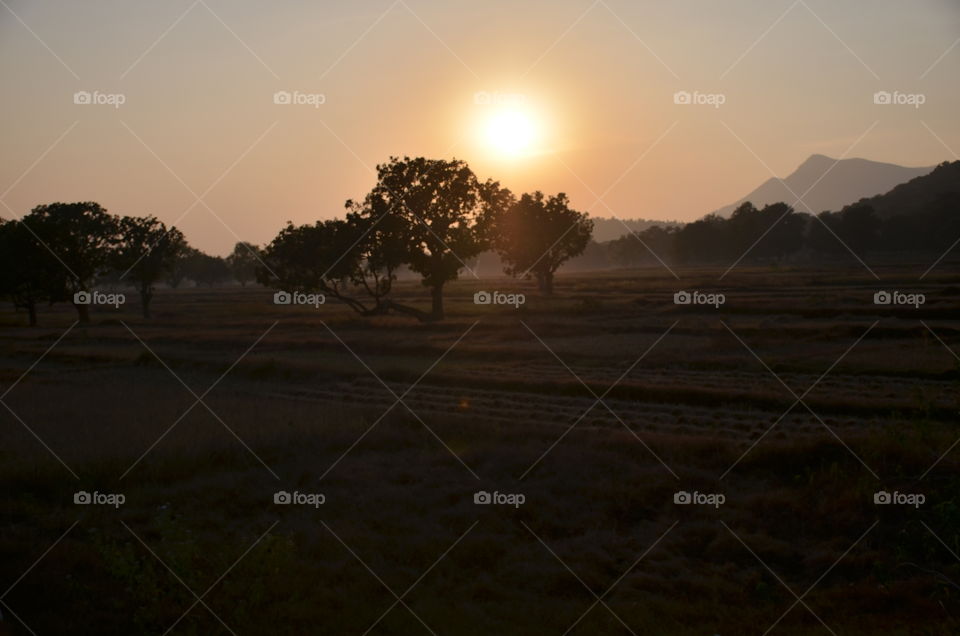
(873, 91, 892, 105)
(74, 291, 92, 305)
(474, 490, 491, 504)
(274, 490, 292, 504)
(873, 491, 891, 505)
(673, 91, 691, 105)
(873, 290, 891, 305)
(473, 91, 491, 105)
(73, 91, 92, 105)
(673, 291, 691, 305)
(74, 491, 91, 505)
(274, 291, 291, 305)
(273, 91, 292, 105)
(474, 291, 491, 305)
(673, 490, 691, 504)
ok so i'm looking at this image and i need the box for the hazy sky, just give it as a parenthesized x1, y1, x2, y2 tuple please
(1, 0, 958, 255)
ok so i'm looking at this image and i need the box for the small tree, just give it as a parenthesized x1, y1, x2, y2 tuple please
(0, 220, 65, 326)
(359, 156, 511, 319)
(22, 202, 118, 323)
(184, 250, 230, 287)
(226, 242, 261, 287)
(166, 246, 198, 288)
(258, 212, 403, 316)
(493, 191, 592, 294)
(112, 215, 186, 318)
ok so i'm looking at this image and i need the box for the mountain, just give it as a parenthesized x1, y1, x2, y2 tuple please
(844, 160, 960, 219)
(711, 155, 935, 217)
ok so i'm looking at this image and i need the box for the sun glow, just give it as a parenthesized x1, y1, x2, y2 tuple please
(468, 90, 558, 164)
(483, 108, 539, 157)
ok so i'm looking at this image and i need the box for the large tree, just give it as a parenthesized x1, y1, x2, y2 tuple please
(21, 202, 117, 323)
(358, 156, 512, 319)
(493, 191, 592, 294)
(112, 215, 187, 318)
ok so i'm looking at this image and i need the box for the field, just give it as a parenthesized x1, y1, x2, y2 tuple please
(1, 265, 959, 635)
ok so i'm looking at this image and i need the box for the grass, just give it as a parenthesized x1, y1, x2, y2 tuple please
(0, 265, 958, 634)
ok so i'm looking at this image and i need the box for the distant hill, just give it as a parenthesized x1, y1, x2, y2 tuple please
(843, 160, 960, 218)
(590, 216, 682, 242)
(711, 155, 935, 217)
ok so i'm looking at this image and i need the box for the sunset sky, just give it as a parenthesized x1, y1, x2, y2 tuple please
(1, 0, 958, 255)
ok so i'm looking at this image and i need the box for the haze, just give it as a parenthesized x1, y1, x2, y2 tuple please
(1, 0, 958, 255)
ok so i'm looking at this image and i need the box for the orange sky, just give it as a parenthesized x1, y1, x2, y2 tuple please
(1, 0, 958, 255)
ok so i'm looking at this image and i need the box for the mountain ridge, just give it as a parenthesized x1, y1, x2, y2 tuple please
(710, 155, 935, 217)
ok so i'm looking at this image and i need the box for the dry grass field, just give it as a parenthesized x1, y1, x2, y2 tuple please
(1, 265, 959, 635)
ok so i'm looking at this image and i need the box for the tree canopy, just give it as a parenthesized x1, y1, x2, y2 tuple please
(492, 191, 592, 294)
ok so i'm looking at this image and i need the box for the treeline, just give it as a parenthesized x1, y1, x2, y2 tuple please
(255, 157, 592, 321)
(608, 164, 959, 268)
(7, 156, 952, 325)
(1, 157, 594, 325)
(0, 203, 262, 325)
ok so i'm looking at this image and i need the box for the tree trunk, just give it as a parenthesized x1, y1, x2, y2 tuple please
(537, 272, 554, 295)
(430, 283, 444, 320)
(27, 301, 37, 327)
(74, 301, 90, 324)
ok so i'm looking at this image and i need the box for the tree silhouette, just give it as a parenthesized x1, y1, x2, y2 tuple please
(112, 215, 186, 318)
(358, 157, 511, 319)
(227, 242, 261, 287)
(810, 203, 880, 258)
(493, 191, 592, 294)
(166, 246, 198, 289)
(183, 250, 230, 287)
(0, 220, 65, 326)
(609, 225, 678, 268)
(727, 202, 805, 263)
(22, 202, 117, 323)
(674, 213, 727, 263)
(258, 215, 401, 316)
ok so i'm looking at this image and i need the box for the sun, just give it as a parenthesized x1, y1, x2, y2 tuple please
(483, 107, 539, 158)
